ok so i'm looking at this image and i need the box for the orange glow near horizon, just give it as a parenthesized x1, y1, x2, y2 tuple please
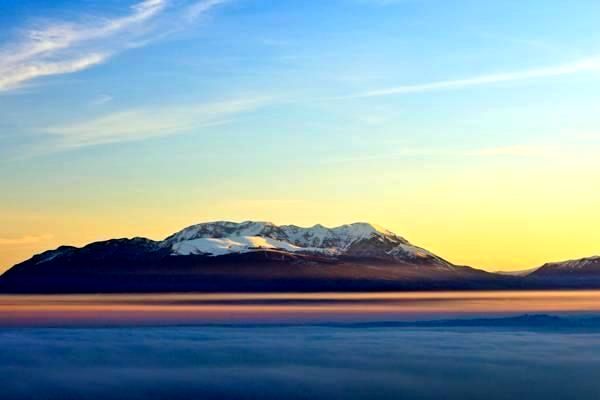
(3, 291, 600, 327)
(2, 167, 599, 274)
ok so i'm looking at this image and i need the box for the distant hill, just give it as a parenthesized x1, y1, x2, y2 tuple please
(526, 256, 600, 288)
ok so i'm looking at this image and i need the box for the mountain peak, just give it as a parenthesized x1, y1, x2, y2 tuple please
(529, 255, 600, 279)
(159, 220, 440, 262)
(333, 222, 395, 237)
(539, 256, 600, 271)
(165, 221, 397, 242)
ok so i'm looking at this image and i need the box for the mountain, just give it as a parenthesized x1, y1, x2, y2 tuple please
(2, 220, 597, 293)
(527, 256, 600, 287)
(162, 221, 450, 264)
(0, 221, 508, 293)
(495, 267, 540, 277)
(532, 256, 600, 275)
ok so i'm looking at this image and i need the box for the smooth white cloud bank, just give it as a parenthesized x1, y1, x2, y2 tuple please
(0, 0, 228, 92)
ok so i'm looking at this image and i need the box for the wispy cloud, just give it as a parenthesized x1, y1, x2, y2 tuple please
(352, 57, 600, 98)
(323, 141, 598, 164)
(0, 0, 230, 92)
(479, 32, 557, 54)
(463, 144, 563, 158)
(185, 0, 231, 21)
(91, 94, 114, 106)
(572, 132, 600, 141)
(0, 53, 110, 91)
(45, 96, 270, 149)
(353, 0, 411, 5)
(0, 0, 165, 92)
(0, 234, 53, 246)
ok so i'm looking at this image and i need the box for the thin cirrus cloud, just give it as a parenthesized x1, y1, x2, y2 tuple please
(45, 97, 271, 149)
(0, 234, 53, 246)
(91, 94, 114, 106)
(0, 0, 229, 93)
(324, 142, 596, 164)
(185, 0, 231, 21)
(0, 53, 110, 92)
(352, 57, 600, 98)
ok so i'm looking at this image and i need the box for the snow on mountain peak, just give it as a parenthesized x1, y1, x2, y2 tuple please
(331, 222, 395, 239)
(171, 236, 304, 257)
(161, 220, 445, 264)
(165, 221, 401, 246)
(541, 256, 600, 271)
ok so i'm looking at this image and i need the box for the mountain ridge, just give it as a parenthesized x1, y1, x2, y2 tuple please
(161, 221, 450, 266)
(0, 220, 598, 293)
(530, 256, 600, 278)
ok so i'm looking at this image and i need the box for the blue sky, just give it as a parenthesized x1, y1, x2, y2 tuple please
(1, 0, 600, 271)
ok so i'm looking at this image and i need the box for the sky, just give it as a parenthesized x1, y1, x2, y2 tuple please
(1, 0, 599, 272)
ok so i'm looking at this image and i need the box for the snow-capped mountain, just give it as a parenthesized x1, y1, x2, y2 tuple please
(530, 256, 600, 277)
(1, 220, 504, 293)
(2, 220, 598, 294)
(162, 221, 447, 265)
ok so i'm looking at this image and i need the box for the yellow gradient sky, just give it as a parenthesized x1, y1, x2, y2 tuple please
(2, 147, 599, 272)
(1, 1, 600, 272)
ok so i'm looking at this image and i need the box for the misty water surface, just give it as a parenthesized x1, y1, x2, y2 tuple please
(1, 325, 600, 400)
(2, 291, 600, 399)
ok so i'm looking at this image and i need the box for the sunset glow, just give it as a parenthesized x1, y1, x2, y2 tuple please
(1, 1, 600, 272)
(3, 291, 600, 326)
(3, 3, 600, 400)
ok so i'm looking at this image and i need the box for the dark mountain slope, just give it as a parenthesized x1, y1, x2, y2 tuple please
(0, 221, 512, 293)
